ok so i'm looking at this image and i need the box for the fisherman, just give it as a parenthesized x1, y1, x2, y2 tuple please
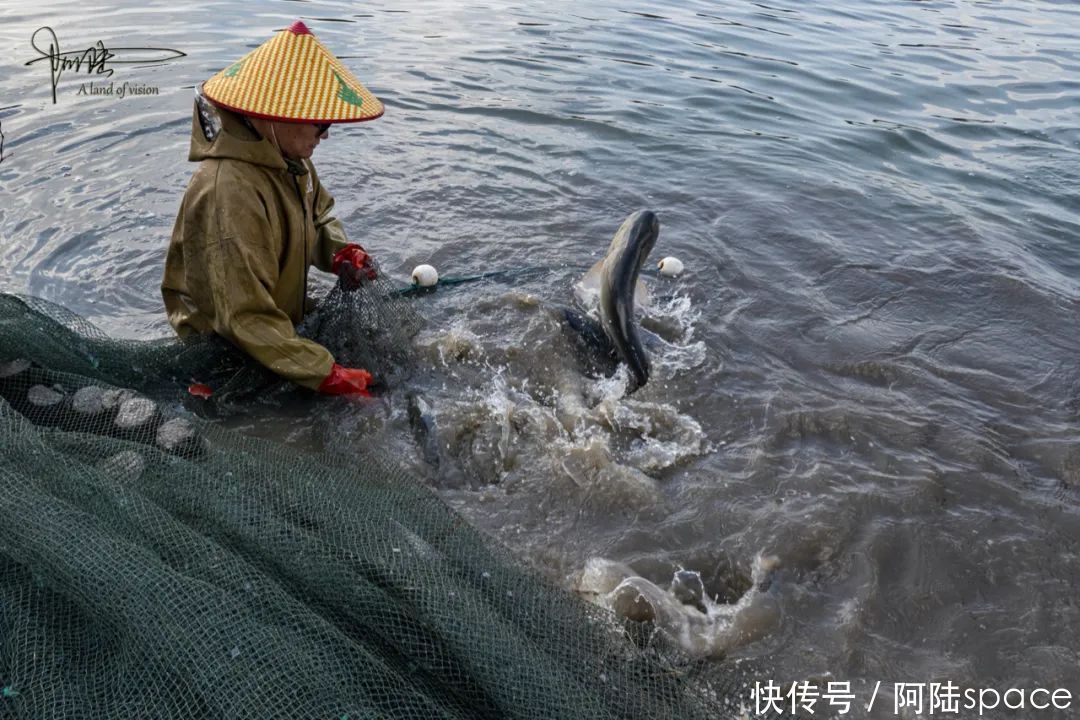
(162, 20, 381, 397)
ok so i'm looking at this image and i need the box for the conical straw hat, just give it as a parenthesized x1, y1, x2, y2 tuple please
(202, 20, 383, 124)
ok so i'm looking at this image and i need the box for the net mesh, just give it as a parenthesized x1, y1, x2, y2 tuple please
(0, 292, 746, 719)
(298, 268, 425, 386)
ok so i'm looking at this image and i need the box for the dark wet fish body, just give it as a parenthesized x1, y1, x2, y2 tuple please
(563, 210, 659, 393)
(598, 210, 658, 390)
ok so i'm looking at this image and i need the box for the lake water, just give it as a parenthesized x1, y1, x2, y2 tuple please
(2, 0, 1079, 714)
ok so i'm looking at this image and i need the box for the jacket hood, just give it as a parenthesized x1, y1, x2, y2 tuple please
(188, 87, 288, 171)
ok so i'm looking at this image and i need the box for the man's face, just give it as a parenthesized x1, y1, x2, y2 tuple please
(273, 121, 329, 160)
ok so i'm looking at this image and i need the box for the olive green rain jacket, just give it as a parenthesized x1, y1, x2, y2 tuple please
(161, 101, 350, 389)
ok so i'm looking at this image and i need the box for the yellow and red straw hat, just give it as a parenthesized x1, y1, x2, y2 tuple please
(202, 20, 383, 124)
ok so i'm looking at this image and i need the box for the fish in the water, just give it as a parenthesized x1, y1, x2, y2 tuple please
(564, 210, 659, 393)
(406, 211, 662, 471)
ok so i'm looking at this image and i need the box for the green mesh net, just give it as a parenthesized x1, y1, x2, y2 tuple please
(0, 292, 745, 719)
(298, 268, 425, 387)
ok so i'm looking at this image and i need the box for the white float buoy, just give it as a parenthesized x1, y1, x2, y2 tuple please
(101, 389, 136, 411)
(114, 396, 157, 429)
(156, 417, 196, 452)
(411, 264, 439, 287)
(657, 256, 685, 277)
(72, 385, 107, 415)
(27, 384, 64, 408)
(25, 384, 65, 424)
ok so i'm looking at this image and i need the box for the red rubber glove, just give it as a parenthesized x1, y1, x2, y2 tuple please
(331, 244, 377, 283)
(318, 363, 373, 397)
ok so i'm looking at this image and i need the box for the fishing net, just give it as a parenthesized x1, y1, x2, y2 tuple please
(0, 291, 747, 719)
(298, 269, 425, 387)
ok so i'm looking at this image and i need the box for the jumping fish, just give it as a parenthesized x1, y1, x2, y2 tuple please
(564, 210, 659, 393)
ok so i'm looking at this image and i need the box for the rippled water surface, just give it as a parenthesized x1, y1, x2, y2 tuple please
(2, 0, 1079, 711)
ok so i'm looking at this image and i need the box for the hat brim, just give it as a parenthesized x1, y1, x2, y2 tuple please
(204, 96, 384, 125)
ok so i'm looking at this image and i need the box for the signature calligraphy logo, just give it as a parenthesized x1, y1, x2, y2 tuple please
(25, 26, 185, 104)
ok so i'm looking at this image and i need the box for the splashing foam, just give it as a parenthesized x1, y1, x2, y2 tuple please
(425, 319, 486, 365)
(409, 287, 708, 512)
(575, 555, 782, 658)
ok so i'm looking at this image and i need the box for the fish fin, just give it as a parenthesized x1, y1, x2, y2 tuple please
(574, 259, 604, 306)
(581, 259, 604, 290)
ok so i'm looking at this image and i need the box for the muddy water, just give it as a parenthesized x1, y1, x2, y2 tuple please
(2, 0, 1079, 714)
